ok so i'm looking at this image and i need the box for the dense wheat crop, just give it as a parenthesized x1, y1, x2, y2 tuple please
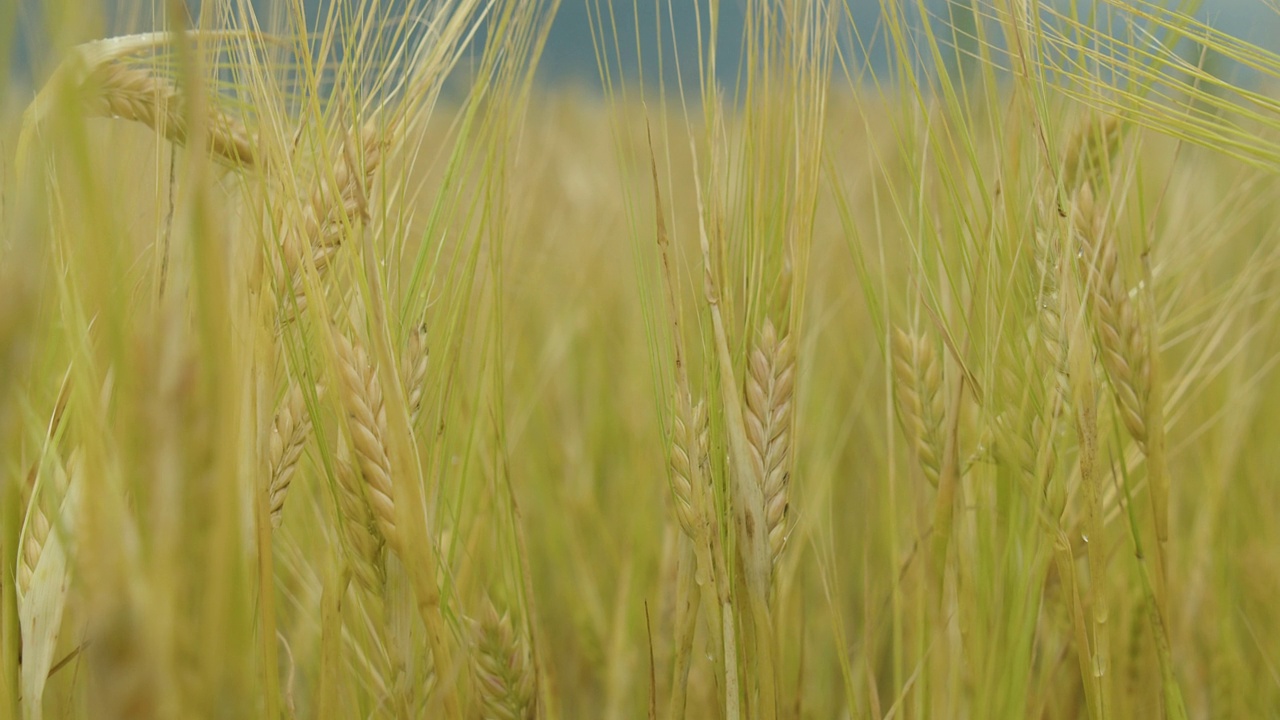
(5, 0, 1280, 718)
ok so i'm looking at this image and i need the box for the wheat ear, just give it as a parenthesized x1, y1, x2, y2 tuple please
(85, 60, 256, 169)
(333, 329, 401, 554)
(402, 323, 429, 427)
(1073, 185, 1169, 543)
(472, 604, 536, 720)
(280, 123, 388, 319)
(267, 382, 312, 528)
(891, 327, 945, 488)
(744, 319, 795, 565)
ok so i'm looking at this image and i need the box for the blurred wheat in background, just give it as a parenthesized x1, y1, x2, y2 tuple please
(4, 1, 1280, 718)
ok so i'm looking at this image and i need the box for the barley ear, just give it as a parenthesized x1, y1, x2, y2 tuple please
(85, 59, 257, 169)
(402, 323, 429, 427)
(472, 603, 536, 720)
(744, 319, 795, 565)
(333, 329, 401, 554)
(267, 382, 312, 528)
(891, 327, 945, 488)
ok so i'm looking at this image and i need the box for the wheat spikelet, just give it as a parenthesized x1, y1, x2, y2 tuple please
(891, 326, 945, 488)
(1073, 186, 1152, 451)
(744, 319, 795, 564)
(333, 330, 401, 553)
(402, 323, 429, 427)
(267, 382, 312, 528)
(472, 604, 535, 720)
(85, 60, 256, 168)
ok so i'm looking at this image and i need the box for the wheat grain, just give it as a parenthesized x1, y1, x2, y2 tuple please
(744, 319, 795, 564)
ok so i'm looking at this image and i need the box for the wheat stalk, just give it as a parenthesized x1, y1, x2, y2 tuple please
(744, 319, 795, 565)
(267, 382, 312, 528)
(891, 327, 945, 488)
(472, 604, 536, 720)
(333, 329, 401, 554)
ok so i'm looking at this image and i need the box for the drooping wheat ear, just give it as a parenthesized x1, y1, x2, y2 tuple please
(891, 326, 945, 488)
(333, 329, 401, 554)
(1073, 186, 1152, 451)
(744, 319, 796, 564)
(84, 59, 256, 169)
(472, 603, 536, 720)
(333, 458, 387, 599)
(402, 323, 429, 427)
(267, 382, 312, 528)
(1061, 114, 1123, 193)
(670, 398, 709, 540)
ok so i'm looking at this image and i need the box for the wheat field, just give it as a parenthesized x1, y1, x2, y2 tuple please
(4, 1, 1280, 718)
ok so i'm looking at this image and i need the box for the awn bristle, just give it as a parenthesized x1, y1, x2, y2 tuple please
(333, 330, 401, 554)
(472, 604, 536, 720)
(267, 382, 312, 528)
(891, 327, 945, 488)
(85, 60, 256, 169)
(744, 319, 795, 564)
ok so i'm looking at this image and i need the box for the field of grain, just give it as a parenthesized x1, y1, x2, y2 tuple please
(4, 1, 1280, 718)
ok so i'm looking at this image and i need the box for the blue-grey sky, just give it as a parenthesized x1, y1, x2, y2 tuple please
(8, 1, 1280, 89)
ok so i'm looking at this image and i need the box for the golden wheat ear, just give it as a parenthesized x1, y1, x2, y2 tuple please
(744, 319, 795, 565)
(891, 326, 945, 489)
(267, 382, 312, 528)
